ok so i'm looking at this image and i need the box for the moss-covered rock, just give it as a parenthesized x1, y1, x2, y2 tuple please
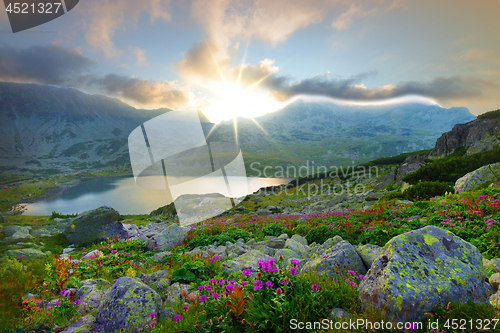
(94, 277, 161, 332)
(301, 240, 367, 277)
(359, 226, 492, 322)
(4, 247, 46, 259)
(60, 314, 95, 333)
(224, 250, 271, 274)
(274, 249, 300, 261)
(63, 206, 126, 246)
(284, 239, 309, 259)
(455, 163, 500, 192)
(489, 273, 500, 292)
(355, 244, 383, 268)
(152, 224, 188, 251)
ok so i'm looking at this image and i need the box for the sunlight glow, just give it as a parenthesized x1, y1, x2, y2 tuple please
(200, 81, 287, 123)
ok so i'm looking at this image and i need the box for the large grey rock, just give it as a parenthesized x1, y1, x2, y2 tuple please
(122, 223, 139, 238)
(4, 248, 46, 259)
(455, 163, 500, 192)
(301, 240, 366, 276)
(355, 244, 383, 268)
(60, 315, 95, 333)
(63, 207, 126, 246)
(94, 277, 161, 332)
(151, 251, 174, 261)
(224, 250, 271, 274)
(75, 285, 108, 315)
(2, 230, 33, 244)
(3, 225, 31, 237)
(284, 238, 309, 259)
(359, 226, 492, 322)
(152, 224, 188, 251)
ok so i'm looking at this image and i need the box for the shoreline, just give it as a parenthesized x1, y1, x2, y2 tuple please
(13, 174, 132, 215)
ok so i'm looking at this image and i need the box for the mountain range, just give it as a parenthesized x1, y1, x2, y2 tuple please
(0, 82, 476, 176)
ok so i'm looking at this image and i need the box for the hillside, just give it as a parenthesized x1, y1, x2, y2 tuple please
(0, 82, 476, 176)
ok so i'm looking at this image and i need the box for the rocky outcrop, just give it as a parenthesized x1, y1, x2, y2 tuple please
(151, 224, 189, 251)
(455, 163, 500, 192)
(429, 117, 500, 158)
(94, 277, 162, 332)
(359, 226, 492, 322)
(63, 206, 126, 245)
(301, 239, 367, 276)
(396, 113, 499, 180)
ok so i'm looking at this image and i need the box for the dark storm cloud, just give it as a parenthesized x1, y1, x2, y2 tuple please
(268, 73, 498, 102)
(0, 44, 93, 85)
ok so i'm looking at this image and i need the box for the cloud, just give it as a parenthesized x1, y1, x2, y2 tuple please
(0, 43, 92, 85)
(331, 4, 373, 30)
(191, 0, 330, 46)
(452, 48, 500, 66)
(90, 74, 191, 108)
(176, 38, 282, 89)
(176, 39, 231, 82)
(133, 48, 149, 67)
(267, 72, 499, 103)
(80, 0, 172, 58)
(0, 44, 190, 109)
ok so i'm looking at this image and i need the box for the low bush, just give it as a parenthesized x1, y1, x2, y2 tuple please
(403, 181, 454, 201)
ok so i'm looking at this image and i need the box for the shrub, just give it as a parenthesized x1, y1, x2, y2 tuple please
(50, 211, 78, 220)
(262, 223, 290, 238)
(186, 228, 253, 248)
(403, 181, 454, 201)
(403, 145, 500, 184)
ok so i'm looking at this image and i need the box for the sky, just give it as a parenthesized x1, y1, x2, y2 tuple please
(0, 0, 499, 123)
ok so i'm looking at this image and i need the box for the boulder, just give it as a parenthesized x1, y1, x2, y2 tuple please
(314, 236, 343, 255)
(2, 230, 34, 245)
(330, 308, 351, 320)
(60, 315, 95, 333)
(274, 249, 300, 262)
(3, 225, 31, 237)
(224, 250, 272, 274)
(81, 250, 103, 259)
(4, 248, 46, 259)
(94, 277, 162, 332)
(490, 293, 500, 310)
(165, 282, 191, 304)
(152, 224, 188, 251)
(355, 244, 383, 268)
(122, 224, 139, 238)
(138, 270, 170, 285)
(489, 273, 500, 292)
(301, 240, 366, 277)
(284, 239, 309, 259)
(359, 226, 492, 322)
(150, 251, 173, 262)
(291, 234, 308, 246)
(207, 246, 227, 257)
(455, 163, 500, 192)
(75, 285, 108, 315)
(63, 207, 126, 246)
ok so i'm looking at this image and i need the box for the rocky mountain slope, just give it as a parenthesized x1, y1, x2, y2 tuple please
(212, 98, 475, 173)
(0, 82, 475, 175)
(0, 82, 167, 174)
(397, 109, 500, 179)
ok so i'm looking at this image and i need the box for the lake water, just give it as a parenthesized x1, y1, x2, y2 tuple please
(23, 176, 291, 215)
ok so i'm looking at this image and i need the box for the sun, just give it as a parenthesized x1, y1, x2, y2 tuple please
(200, 81, 286, 124)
